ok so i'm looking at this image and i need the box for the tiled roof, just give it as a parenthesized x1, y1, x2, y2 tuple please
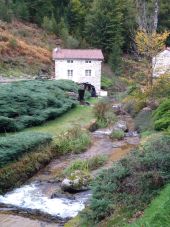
(53, 48, 104, 60)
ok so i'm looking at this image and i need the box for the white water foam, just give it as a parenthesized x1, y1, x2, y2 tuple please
(0, 183, 90, 219)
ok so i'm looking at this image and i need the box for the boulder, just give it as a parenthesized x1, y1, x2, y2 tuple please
(61, 170, 92, 193)
(113, 120, 128, 132)
(112, 104, 127, 115)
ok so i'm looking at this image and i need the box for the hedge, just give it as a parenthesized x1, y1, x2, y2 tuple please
(0, 80, 79, 132)
(153, 99, 170, 131)
(0, 132, 52, 167)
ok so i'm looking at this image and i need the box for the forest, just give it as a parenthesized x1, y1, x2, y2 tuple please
(0, 0, 170, 73)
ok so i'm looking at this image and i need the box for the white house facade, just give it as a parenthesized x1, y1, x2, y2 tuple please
(153, 47, 170, 77)
(52, 48, 104, 94)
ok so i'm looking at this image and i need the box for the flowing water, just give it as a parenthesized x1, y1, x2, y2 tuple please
(0, 114, 139, 227)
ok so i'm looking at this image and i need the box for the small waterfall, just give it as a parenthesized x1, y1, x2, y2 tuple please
(0, 183, 91, 219)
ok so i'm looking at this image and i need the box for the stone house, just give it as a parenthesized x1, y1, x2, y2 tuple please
(153, 47, 170, 77)
(52, 48, 104, 95)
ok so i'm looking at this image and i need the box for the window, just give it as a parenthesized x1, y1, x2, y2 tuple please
(67, 60, 73, 63)
(85, 60, 91, 63)
(68, 70, 73, 78)
(85, 70, 92, 76)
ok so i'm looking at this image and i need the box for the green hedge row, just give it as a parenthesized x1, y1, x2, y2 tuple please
(0, 132, 52, 167)
(0, 80, 79, 132)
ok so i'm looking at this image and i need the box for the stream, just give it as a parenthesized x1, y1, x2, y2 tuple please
(0, 114, 140, 227)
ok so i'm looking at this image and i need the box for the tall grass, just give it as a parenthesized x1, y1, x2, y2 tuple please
(54, 125, 91, 154)
(93, 99, 116, 128)
(63, 155, 108, 176)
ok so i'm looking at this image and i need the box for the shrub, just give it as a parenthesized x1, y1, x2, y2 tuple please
(110, 129, 125, 140)
(101, 76, 114, 90)
(9, 38, 18, 49)
(123, 89, 147, 117)
(153, 99, 170, 131)
(0, 80, 79, 132)
(54, 126, 91, 154)
(94, 99, 116, 128)
(81, 133, 170, 224)
(0, 132, 52, 167)
(135, 108, 154, 132)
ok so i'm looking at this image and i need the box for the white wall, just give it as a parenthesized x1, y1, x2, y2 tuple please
(153, 50, 170, 77)
(54, 59, 102, 94)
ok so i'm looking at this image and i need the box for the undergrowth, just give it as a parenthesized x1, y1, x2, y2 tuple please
(80, 133, 170, 225)
(54, 125, 91, 154)
(63, 155, 108, 176)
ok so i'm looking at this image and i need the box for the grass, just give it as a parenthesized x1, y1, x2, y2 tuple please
(54, 126, 92, 155)
(63, 155, 108, 176)
(129, 184, 170, 227)
(26, 99, 97, 136)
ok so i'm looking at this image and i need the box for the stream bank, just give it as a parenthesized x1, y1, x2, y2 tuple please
(0, 109, 140, 227)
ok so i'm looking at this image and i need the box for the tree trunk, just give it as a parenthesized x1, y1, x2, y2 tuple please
(152, 0, 159, 32)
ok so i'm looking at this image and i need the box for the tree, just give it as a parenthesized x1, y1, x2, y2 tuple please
(42, 15, 58, 34)
(135, 30, 170, 86)
(135, 0, 160, 32)
(84, 0, 124, 60)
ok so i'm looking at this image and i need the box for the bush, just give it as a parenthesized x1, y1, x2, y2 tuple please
(0, 132, 52, 168)
(153, 99, 170, 131)
(110, 129, 125, 140)
(0, 80, 79, 132)
(81, 133, 170, 224)
(54, 126, 91, 154)
(101, 76, 114, 90)
(9, 38, 18, 49)
(94, 99, 116, 128)
(135, 108, 154, 132)
(123, 89, 147, 117)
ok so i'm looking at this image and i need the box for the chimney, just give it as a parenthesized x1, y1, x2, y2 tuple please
(55, 46, 61, 53)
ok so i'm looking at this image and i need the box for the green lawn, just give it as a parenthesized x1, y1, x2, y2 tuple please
(25, 99, 97, 136)
(130, 184, 170, 227)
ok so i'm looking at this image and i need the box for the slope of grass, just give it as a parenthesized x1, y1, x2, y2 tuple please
(130, 184, 170, 227)
(0, 132, 52, 168)
(26, 99, 97, 136)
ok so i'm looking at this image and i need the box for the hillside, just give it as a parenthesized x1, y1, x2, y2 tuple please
(0, 20, 57, 79)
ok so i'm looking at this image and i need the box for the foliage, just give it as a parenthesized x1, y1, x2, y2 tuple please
(153, 99, 170, 131)
(110, 129, 125, 140)
(41, 15, 57, 34)
(63, 155, 108, 176)
(101, 75, 114, 90)
(94, 99, 116, 128)
(135, 108, 154, 132)
(147, 74, 170, 99)
(0, 80, 78, 132)
(135, 30, 170, 86)
(54, 126, 91, 154)
(84, 0, 125, 60)
(0, 132, 52, 168)
(81, 133, 170, 224)
(130, 184, 170, 227)
(123, 89, 147, 117)
(0, 143, 54, 193)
